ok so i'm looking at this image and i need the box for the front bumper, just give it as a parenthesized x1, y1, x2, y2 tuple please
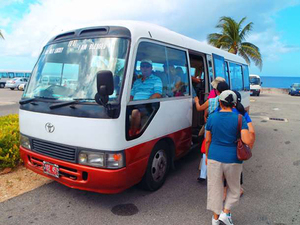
(20, 146, 146, 194)
(5, 83, 17, 88)
(250, 89, 260, 96)
(290, 90, 300, 95)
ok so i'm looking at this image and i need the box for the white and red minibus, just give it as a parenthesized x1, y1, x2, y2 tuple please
(19, 21, 250, 194)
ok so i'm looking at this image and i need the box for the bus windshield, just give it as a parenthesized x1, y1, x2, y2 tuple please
(24, 38, 129, 103)
(250, 77, 260, 85)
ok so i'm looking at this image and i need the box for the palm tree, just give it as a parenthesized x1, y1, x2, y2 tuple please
(0, 30, 4, 39)
(207, 16, 262, 70)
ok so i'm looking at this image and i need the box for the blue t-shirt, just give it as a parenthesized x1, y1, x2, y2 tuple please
(130, 74, 163, 100)
(206, 111, 248, 164)
(214, 107, 252, 123)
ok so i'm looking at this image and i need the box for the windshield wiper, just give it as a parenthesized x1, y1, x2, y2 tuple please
(19, 98, 35, 105)
(49, 98, 95, 109)
(19, 96, 57, 105)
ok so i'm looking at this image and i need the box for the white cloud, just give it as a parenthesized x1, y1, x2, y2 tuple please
(0, 0, 299, 65)
(248, 30, 300, 61)
(0, 17, 11, 26)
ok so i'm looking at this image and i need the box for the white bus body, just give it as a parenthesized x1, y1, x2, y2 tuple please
(19, 21, 250, 193)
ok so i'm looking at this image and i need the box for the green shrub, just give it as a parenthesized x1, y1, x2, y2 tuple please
(0, 114, 21, 169)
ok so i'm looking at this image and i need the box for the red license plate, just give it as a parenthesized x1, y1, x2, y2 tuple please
(43, 161, 59, 178)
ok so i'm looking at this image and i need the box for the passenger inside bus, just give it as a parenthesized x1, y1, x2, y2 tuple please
(129, 59, 163, 135)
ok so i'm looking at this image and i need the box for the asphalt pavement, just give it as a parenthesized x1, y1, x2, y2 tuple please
(0, 88, 23, 116)
(0, 90, 300, 225)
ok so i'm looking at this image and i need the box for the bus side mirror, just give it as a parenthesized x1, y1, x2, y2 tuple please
(95, 70, 114, 105)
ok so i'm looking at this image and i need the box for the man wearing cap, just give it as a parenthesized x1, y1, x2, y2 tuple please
(130, 59, 163, 101)
(129, 59, 163, 136)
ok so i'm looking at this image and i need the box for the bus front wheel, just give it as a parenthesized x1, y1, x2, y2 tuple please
(140, 142, 170, 191)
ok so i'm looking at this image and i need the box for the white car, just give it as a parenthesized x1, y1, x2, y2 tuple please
(5, 78, 28, 90)
(18, 83, 27, 91)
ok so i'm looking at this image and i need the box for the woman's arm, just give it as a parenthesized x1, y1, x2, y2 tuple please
(205, 131, 212, 165)
(241, 128, 255, 146)
(194, 97, 209, 111)
(247, 122, 255, 149)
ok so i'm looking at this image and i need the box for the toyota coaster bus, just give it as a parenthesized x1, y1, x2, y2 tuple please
(19, 21, 250, 194)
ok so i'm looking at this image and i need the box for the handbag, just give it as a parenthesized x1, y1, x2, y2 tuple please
(236, 114, 252, 161)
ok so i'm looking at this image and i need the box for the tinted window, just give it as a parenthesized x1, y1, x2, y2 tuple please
(212, 54, 227, 83)
(132, 42, 189, 100)
(225, 61, 230, 87)
(229, 62, 243, 91)
(8, 72, 14, 78)
(165, 47, 189, 97)
(206, 55, 214, 87)
(242, 65, 250, 90)
(0, 72, 8, 78)
(16, 73, 25, 77)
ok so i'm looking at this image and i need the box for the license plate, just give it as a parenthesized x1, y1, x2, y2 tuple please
(43, 161, 59, 178)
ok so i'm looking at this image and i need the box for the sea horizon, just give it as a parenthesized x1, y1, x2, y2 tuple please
(260, 76, 300, 88)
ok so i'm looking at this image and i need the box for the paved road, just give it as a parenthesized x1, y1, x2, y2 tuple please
(0, 88, 23, 116)
(0, 92, 300, 225)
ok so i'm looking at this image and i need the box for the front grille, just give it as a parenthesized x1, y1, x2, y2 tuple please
(32, 139, 76, 162)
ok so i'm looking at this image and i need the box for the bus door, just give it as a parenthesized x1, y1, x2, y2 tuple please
(188, 52, 207, 144)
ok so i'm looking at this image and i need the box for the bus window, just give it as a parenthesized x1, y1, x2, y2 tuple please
(242, 65, 250, 91)
(206, 55, 214, 86)
(8, 72, 14, 78)
(225, 61, 230, 87)
(212, 54, 227, 83)
(165, 47, 189, 97)
(0, 72, 8, 78)
(16, 72, 25, 78)
(131, 41, 166, 100)
(229, 62, 243, 91)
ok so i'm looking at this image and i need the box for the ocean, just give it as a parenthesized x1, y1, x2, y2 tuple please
(260, 76, 300, 88)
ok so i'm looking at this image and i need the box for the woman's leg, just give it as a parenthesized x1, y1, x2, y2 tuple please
(223, 163, 243, 211)
(207, 159, 224, 216)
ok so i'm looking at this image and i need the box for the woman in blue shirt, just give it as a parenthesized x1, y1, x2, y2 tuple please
(205, 90, 255, 225)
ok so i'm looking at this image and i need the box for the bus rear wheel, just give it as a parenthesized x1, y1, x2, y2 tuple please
(140, 142, 170, 191)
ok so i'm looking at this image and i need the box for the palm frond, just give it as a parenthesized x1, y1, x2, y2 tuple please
(240, 42, 263, 70)
(239, 22, 253, 41)
(0, 30, 4, 40)
(207, 16, 263, 70)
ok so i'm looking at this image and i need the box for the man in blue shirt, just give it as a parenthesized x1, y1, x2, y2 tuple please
(130, 59, 162, 101)
(130, 59, 162, 136)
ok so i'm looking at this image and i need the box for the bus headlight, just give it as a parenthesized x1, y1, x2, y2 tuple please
(78, 151, 125, 169)
(20, 134, 31, 150)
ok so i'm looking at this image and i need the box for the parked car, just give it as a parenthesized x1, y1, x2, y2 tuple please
(289, 83, 300, 96)
(18, 83, 27, 91)
(5, 78, 28, 90)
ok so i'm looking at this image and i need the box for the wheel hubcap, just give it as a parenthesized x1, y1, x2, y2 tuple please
(151, 149, 167, 182)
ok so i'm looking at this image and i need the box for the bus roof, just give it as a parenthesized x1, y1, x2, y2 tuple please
(49, 20, 247, 65)
(0, 69, 31, 73)
(249, 74, 260, 78)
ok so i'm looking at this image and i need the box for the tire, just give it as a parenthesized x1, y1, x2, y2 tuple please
(140, 142, 170, 191)
(17, 85, 21, 90)
(10, 88, 14, 90)
(257, 92, 260, 96)
(0, 83, 4, 88)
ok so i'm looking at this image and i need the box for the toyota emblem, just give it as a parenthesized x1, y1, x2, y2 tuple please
(45, 123, 55, 133)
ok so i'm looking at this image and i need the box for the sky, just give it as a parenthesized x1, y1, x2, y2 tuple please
(0, 0, 300, 77)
